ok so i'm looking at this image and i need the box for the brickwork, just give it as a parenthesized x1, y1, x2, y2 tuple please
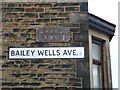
(2, 0, 87, 3)
(1, 2, 89, 89)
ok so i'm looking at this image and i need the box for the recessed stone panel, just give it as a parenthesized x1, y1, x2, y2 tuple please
(36, 27, 70, 42)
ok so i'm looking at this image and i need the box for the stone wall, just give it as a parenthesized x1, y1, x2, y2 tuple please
(1, 1, 89, 89)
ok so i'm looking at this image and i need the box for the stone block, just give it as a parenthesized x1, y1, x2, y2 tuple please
(11, 73, 22, 78)
(36, 19, 44, 23)
(55, 87, 67, 90)
(31, 59, 44, 64)
(12, 88, 33, 90)
(48, 65, 54, 68)
(58, 0, 87, 3)
(70, 12, 88, 24)
(70, 27, 80, 32)
(2, 18, 13, 22)
(35, 3, 52, 7)
(27, 0, 40, 2)
(6, 61, 14, 65)
(37, 73, 42, 77)
(49, 43, 65, 46)
(76, 60, 89, 77)
(41, 0, 58, 2)
(1, 87, 12, 90)
(38, 0, 87, 3)
(4, 32, 15, 37)
(21, 33, 30, 37)
(13, 64, 20, 68)
(2, 0, 26, 2)
(53, 3, 79, 7)
(74, 0, 87, 2)
(81, 76, 90, 88)
(69, 12, 80, 24)
(39, 87, 54, 90)
(80, 2, 88, 11)
(0, 55, 6, 59)
(2, 82, 19, 86)
(20, 82, 41, 86)
(2, 64, 9, 68)
(13, 28, 20, 32)
(51, 68, 62, 71)
(68, 77, 82, 83)
(80, 22, 89, 32)
(14, 61, 21, 64)
(79, 13, 88, 22)
(45, 7, 64, 12)
(26, 8, 44, 12)
(73, 33, 88, 42)
(61, 64, 73, 68)
(20, 13, 38, 18)
(38, 78, 45, 81)
(65, 7, 80, 12)
(13, 8, 25, 12)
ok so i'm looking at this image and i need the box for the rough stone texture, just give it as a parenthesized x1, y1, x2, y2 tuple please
(2, 0, 88, 3)
(1, 2, 89, 89)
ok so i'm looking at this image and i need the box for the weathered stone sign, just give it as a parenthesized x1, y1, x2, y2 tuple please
(36, 27, 70, 42)
(9, 47, 84, 59)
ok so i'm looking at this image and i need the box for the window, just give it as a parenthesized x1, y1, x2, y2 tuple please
(92, 40, 103, 88)
(93, 64, 102, 88)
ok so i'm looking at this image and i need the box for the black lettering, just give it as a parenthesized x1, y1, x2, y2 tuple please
(67, 50, 72, 55)
(21, 50, 25, 56)
(38, 50, 44, 55)
(53, 50, 56, 56)
(16, 50, 20, 56)
(45, 50, 48, 56)
(63, 50, 67, 55)
(26, 50, 30, 56)
(11, 50, 15, 56)
(49, 50, 52, 56)
(73, 49, 77, 55)
(31, 50, 35, 56)
(56, 50, 60, 56)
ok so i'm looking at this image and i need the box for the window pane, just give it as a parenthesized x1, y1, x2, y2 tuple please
(92, 43, 101, 60)
(93, 64, 102, 88)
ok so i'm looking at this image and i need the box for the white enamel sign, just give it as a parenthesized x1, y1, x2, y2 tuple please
(9, 47, 84, 59)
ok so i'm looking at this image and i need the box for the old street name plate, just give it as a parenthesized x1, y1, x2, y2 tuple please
(36, 27, 70, 42)
(9, 47, 84, 59)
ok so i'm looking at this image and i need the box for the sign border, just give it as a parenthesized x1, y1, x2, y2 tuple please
(8, 47, 85, 59)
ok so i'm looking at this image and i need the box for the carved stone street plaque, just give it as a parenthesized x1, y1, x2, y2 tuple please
(36, 27, 70, 42)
